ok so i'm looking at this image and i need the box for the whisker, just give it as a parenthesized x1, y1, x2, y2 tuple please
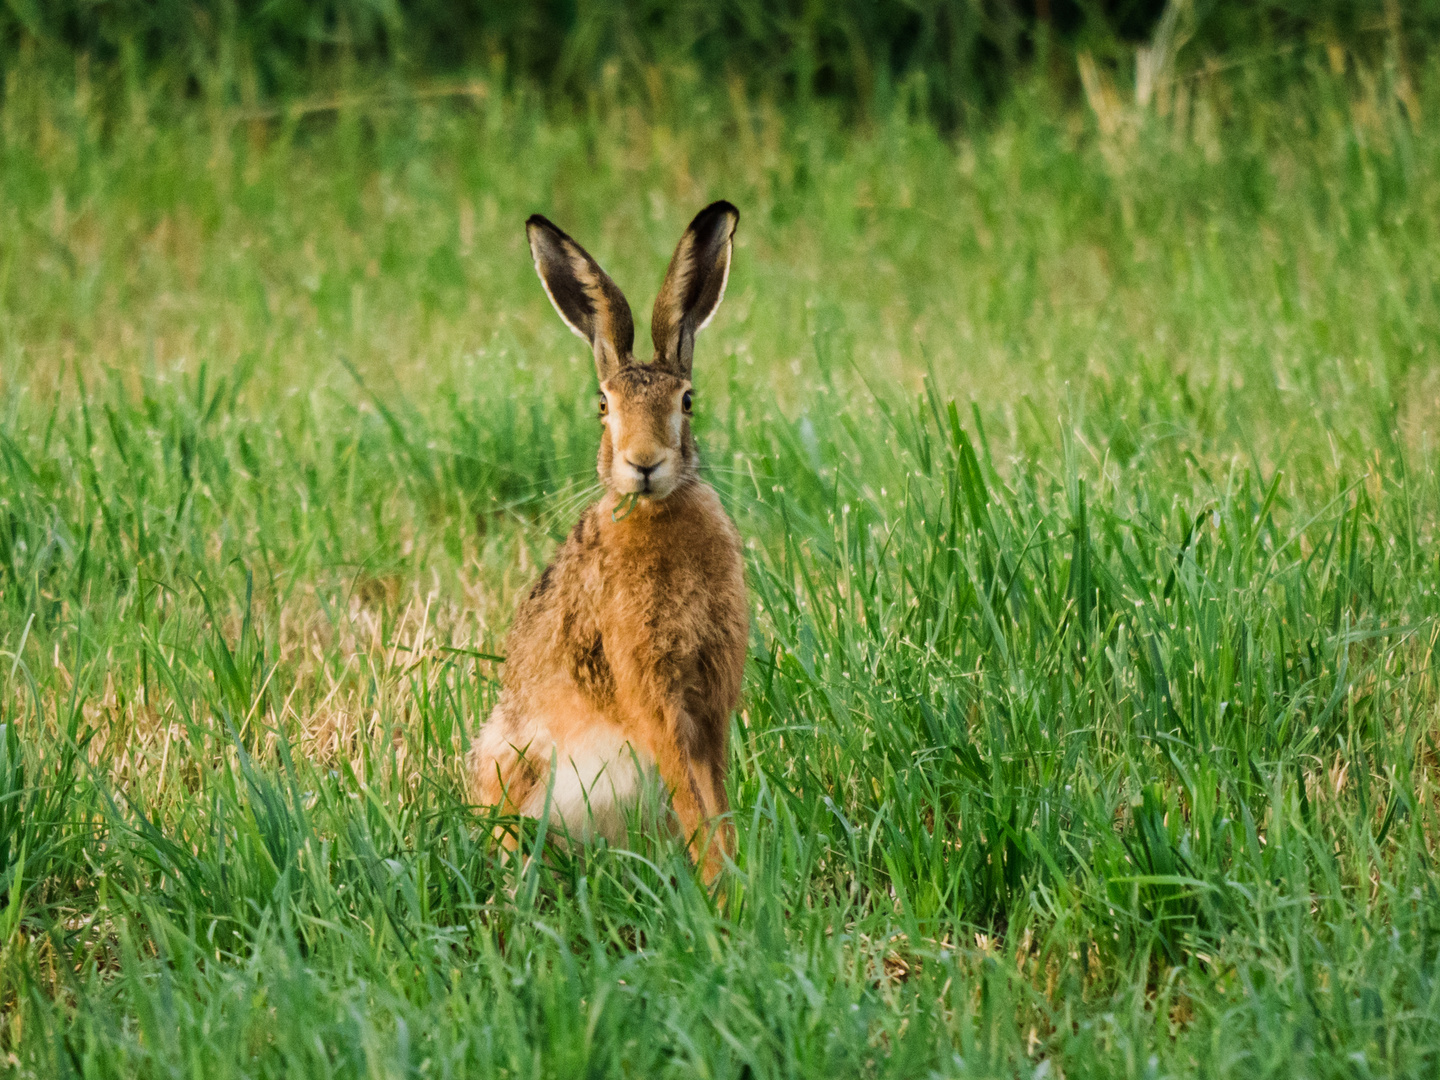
(534, 482, 606, 533)
(536, 488, 596, 520)
(540, 490, 602, 525)
(499, 468, 603, 500)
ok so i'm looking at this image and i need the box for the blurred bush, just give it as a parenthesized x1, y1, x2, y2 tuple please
(1, 1, 1435, 127)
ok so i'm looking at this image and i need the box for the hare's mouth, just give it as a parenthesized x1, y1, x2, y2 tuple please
(616, 454, 679, 498)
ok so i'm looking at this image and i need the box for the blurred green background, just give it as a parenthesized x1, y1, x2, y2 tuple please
(3, 2, 1440, 1077)
(5, 0, 1436, 124)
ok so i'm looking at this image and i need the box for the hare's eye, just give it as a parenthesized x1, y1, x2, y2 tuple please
(681, 391, 693, 414)
(598, 394, 608, 417)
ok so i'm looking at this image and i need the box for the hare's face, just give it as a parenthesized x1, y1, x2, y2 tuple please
(599, 365, 694, 499)
(526, 200, 737, 502)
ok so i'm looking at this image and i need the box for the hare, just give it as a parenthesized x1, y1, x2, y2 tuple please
(469, 201, 747, 883)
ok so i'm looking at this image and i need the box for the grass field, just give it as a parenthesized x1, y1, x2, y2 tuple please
(3, 49, 1440, 1077)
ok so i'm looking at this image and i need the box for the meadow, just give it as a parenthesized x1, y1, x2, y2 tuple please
(2, 42, 1440, 1077)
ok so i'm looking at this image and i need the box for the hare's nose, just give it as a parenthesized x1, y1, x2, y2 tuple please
(628, 460, 659, 479)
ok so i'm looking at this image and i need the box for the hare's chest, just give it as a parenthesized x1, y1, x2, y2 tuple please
(590, 496, 745, 668)
(602, 540, 727, 622)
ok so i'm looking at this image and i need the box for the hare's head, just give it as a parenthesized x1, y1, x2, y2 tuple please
(526, 202, 738, 501)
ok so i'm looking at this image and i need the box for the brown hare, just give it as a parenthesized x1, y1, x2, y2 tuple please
(469, 201, 748, 883)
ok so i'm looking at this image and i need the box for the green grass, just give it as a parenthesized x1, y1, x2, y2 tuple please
(2, 50, 1440, 1078)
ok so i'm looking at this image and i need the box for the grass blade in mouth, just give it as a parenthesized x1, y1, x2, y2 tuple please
(611, 492, 642, 522)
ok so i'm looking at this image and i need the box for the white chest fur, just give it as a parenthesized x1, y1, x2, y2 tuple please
(514, 725, 662, 846)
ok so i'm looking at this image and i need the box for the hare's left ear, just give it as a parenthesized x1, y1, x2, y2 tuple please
(651, 201, 738, 377)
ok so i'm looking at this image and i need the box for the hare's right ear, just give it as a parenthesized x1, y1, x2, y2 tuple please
(526, 215, 635, 380)
(651, 200, 739, 377)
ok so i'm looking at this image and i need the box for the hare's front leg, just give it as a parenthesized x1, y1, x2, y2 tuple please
(690, 755, 735, 884)
(639, 706, 732, 884)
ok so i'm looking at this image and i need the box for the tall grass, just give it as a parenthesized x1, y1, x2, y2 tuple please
(2, 41, 1440, 1077)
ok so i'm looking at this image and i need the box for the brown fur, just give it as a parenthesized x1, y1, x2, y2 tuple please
(469, 202, 746, 882)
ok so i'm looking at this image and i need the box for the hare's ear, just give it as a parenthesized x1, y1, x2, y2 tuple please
(527, 215, 635, 380)
(651, 200, 738, 377)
